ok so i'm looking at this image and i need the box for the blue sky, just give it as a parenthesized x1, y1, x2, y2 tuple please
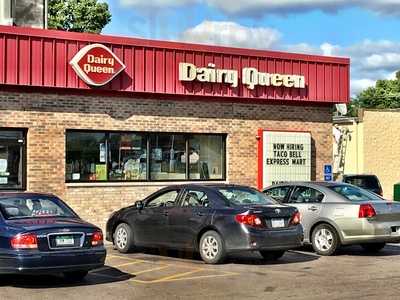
(102, 0, 400, 96)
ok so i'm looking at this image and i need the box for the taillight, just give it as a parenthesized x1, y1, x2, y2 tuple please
(11, 233, 38, 249)
(235, 213, 265, 228)
(91, 231, 104, 246)
(289, 211, 301, 226)
(359, 204, 376, 218)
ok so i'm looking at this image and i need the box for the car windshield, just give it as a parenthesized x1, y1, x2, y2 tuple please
(218, 187, 277, 206)
(0, 195, 76, 220)
(328, 185, 383, 202)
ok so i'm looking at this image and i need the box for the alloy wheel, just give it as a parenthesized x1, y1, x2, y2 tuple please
(314, 228, 334, 252)
(201, 236, 219, 260)
(115, 227, 128, 250)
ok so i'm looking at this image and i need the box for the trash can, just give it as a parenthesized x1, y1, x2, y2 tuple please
(394, 183, 400, 201)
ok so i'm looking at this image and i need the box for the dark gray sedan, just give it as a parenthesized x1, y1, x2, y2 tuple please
(106, 184, 303, 264)
(264, 182, 400, 255)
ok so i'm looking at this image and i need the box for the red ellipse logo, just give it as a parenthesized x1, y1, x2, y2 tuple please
(70, 44, 126, 86)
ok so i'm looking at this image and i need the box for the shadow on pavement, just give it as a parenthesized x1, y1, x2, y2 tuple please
(336, 244, 400, 257)
(297, 244, 400, 257)
(117, 247, 319, 266)
(227, 250, 319, 265)
(0, 266, 134, 289)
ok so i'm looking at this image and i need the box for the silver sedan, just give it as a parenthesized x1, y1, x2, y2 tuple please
(263, 182, 400, 255)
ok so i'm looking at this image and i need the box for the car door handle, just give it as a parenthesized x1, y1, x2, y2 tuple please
(308, 206, 318, 211)
(196, 212, 205, 217)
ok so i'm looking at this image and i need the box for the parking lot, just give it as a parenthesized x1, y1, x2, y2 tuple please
(1, 244, 400, 300)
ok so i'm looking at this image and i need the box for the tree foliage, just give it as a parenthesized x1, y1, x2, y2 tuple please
(350, 71, 400, 115)
(48, 0, 111, 33)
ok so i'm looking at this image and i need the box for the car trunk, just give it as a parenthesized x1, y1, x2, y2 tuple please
(244, 205, 296, 229)
(368, 201, 400, 222)
(6, 217, 97, 251)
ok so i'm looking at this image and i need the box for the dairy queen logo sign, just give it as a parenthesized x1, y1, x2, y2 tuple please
(70, 44, 126, 86)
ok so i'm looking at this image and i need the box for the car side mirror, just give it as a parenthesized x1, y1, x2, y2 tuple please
(136, 201, 144, 210)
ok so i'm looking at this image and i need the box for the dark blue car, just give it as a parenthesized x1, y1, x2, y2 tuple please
(106, 184, 303, 264)
(0, 192, 106, 280)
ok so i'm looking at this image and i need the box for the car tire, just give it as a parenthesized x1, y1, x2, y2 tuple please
(63, 270, 88, 282)
(114, 223, 135, 253)
(361, 242, 386, 253)
(259, 250, 285, 261)
(199, 230, 226, 264)
(311, 223, 340, 256)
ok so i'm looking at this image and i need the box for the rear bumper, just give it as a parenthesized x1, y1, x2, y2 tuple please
(225, 225, 304, 252)
(0, 248, 106, 275)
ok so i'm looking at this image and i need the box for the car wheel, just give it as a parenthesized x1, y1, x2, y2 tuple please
(199, 230, 226, 264)
(361, 242, 386, 253)
(114, 223, 135, 253)
(259, 250, 285, 261)
(63, 270, 88, 282)
(311, 223, 340, 256)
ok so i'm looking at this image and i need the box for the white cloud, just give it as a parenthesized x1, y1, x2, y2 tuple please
(351, 79, 376, 97)
(363, 53, 400, 70)
(282, 42, 319, 54)
(119, 0, 400, 16)
(320, 43, 340, 56)
(181, 21, 281, 49)
(386, 71, 399, 80)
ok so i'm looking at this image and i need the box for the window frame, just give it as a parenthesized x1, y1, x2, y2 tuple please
(288, 186, 325, 204)
(65, 129, 227, 183)
(264, 186, 292, 203)
(180, 188, 211, 208)
(144, 189, 181, 208)
(0, 128, 27, 191)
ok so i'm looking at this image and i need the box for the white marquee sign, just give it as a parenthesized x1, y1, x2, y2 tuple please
(262, 131, 311, 188)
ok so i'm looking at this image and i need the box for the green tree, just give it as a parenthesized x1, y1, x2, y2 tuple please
(351, 71, 400, 115)
(48, 0, 111, 33)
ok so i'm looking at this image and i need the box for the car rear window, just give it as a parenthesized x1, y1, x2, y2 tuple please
(328, 185, 383, 202)
(344, 176, 380, 189)
(218, 187, 277, 206)
(0, 196, 76, 220)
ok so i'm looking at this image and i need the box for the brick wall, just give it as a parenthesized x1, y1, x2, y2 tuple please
(0, 91, 333, 230)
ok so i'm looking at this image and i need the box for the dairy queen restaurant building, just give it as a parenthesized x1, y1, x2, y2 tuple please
(0, 25, 350, 230)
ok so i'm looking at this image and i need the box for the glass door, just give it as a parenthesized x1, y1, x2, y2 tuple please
(0, 129, 26, 190)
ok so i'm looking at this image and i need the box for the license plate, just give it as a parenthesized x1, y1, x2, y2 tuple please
(271, 218, 285, 228)
(55, 235, 74, 246)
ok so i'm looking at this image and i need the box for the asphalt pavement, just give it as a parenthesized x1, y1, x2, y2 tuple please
(1, 244, 400, 300)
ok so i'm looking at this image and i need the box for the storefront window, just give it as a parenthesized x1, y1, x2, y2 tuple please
(66, 132, 107, 181)
(189, 135, 225, 180)
(0, 130, 26, 190)
(66, 130, 226, 182)
(108, 133, 147, 181)
(150, 134, 186, 180)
